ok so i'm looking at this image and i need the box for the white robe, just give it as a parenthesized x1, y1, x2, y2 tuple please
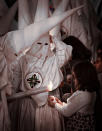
(55, 90, 96, 117)
(12, 36, 72, 107)
(9, 36, 72, 131)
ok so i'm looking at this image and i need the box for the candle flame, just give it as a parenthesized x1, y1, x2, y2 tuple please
(47, 81, 53, 91)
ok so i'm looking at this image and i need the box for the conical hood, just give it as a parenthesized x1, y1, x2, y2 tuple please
(49, 0, 70, 39)
(26, 0, 49, 57)
(34, 0, 49, 43)
(34, 0, 49, 22)
(29, 0, 38, 22)
(18, 0, 31, 29)
(0, 1, 18, 36)
(18, 0, 38, 29)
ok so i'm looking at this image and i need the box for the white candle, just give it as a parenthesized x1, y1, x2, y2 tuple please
(8, 81, 53, 102)
(7, 87, 48, 102)
(47, 81, 53, 91)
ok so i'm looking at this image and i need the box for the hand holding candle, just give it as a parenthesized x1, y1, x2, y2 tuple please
(48, 96, 57, 107)
(48, 95, 63, 107)
(49, 96, 57, 103)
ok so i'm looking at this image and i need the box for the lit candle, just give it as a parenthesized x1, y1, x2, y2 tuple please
(7, 81, 53, 102)
(47, 81, 53, 91)
(7, 87, 47, 102)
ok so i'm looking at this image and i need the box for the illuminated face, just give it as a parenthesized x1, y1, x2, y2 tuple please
(72, 71, 79, 88)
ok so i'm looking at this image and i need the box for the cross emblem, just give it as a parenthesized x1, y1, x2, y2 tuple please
(27, 74, 40, 88)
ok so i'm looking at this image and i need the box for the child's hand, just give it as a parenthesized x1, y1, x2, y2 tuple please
(48, 96, 56, 107)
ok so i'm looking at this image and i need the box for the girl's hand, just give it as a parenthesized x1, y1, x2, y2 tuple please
(48, 96, 56, 107)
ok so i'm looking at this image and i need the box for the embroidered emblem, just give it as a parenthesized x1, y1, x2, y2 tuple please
(26, 72, 43, 89)
(27, 74, 40, 88)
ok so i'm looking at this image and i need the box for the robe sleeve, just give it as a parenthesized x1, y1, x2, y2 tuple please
(55, 91, 95, 117)
(52, 36, 72, 68)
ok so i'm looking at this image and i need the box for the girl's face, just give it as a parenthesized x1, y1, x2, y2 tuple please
(72, 71, 79, 88)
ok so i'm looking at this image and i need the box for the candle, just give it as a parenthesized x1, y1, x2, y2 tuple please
(7, 81, 53, 102)
(7, 87, 48, 102)
(47, 81, 53, 91)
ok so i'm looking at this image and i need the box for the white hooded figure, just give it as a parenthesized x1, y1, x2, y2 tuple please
(7, 1, 84, 131)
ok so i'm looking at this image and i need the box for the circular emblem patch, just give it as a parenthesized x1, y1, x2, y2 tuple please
(26, 72, 43, 89)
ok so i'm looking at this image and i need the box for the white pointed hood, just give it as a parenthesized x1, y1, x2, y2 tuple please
(18, 0, 38, 29)
(18, 0, 31, 29)
(49, 0, 70, 39)
(29, 0, 38, 22)
(0, 1, 18, 36)
(28, 0, 49, 55)
(34, 0, 48, 22)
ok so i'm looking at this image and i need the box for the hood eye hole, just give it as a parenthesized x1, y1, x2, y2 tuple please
(45, 43, 48, 45)
(37, 42, 42, 45)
